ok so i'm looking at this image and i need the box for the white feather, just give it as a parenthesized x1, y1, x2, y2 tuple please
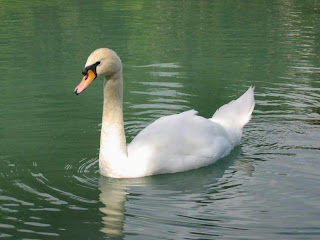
(126, 87, 255, 177)
(76, 48, 255, 178)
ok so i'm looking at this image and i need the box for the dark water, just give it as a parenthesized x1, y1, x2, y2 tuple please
(1, 1, 320, 239)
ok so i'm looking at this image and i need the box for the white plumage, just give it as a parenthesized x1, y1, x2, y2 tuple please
(75, 48, 255, 178)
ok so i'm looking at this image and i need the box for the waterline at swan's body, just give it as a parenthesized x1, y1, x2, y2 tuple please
(75, 48, 255, 178)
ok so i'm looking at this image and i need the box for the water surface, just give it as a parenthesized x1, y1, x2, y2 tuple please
(1, 1, 320, 239)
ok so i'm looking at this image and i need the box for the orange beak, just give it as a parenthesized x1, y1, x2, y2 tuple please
(74, 69, 97, 95)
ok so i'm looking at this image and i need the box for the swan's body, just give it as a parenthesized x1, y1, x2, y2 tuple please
(75, 48, 255, 178)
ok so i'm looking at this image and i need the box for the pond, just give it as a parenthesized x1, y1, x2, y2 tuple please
(0, 1, 319, 239)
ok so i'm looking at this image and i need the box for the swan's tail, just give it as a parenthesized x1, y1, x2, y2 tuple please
(210, 87, 255, 131)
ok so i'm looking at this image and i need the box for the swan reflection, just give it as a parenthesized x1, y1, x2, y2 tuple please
(99, 177, 128, 236)
(98, 148, 255, 238)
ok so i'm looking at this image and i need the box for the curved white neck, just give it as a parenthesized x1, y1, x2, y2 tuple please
(99, 72, 128, 177)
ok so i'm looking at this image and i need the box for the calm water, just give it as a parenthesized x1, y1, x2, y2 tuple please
(1, 1, 320, 239)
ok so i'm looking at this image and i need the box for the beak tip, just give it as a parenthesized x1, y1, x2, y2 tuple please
(75, 70, 96, 96)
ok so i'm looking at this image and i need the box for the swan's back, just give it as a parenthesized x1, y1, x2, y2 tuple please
(127, 87, 255, 177)
(128, 110, 239, 176)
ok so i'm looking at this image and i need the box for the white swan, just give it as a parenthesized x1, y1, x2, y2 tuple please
(74, 48, 255, 178)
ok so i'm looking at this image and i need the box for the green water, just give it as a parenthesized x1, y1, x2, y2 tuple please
(1, 1, 320, 239)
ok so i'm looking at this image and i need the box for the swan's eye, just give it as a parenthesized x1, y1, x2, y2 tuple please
(82, 61, 101, 75)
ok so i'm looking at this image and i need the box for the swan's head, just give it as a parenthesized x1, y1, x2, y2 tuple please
(74, 48, 122, 95)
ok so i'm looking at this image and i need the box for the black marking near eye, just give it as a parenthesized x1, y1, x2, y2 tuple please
(82, 61, 101, 76)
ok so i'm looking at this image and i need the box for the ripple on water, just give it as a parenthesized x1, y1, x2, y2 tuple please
(97, 151, 251, 238)
(0, 154, 102, 238)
